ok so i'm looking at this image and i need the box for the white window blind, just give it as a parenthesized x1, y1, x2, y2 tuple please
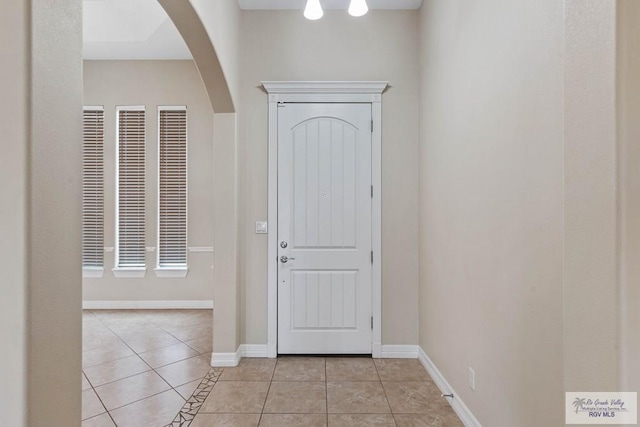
(82, 107, 104, 269)
(116, 107, 146, 268)
(157, 107, 188, 268)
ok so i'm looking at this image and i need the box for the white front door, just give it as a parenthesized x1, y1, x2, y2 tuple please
(277, 103, 373, 354)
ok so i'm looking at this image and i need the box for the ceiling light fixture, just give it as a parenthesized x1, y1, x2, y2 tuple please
(304, 0, 324, 20)
(348, 0, 369, 17)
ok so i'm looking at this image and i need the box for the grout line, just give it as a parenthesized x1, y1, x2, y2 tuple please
(325, 357, 329, 426)
(104, 389, 176, 413)
(87, 366, 153, 389)
(373, 359, 398, 426)
(82, 344, 139, 369)
(83, 386, 109, 422)
(82, 364, 117, 426)
(258, 357, 277, 425)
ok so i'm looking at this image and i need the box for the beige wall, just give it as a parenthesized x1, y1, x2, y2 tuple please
(212, 113, 242, 353)
(83, 60, 215, 302)
(1, 0, 83, 424)
(618, 0, 640, 392)
(418, 1, 564, 425)
(0, 1, 29, 423)
(30, 2, 84, 423)
(159, 0, 236, 114)
(190, 0, 240, 109)
(238, 10, 421, 346)
(563, 0, 620, 392)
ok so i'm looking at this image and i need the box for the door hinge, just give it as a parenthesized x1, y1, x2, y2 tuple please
(371, 120, 374, 132)
(371, 251, 373, 264)
(371, 316, 374, 329)
(371, 185, 373, 198)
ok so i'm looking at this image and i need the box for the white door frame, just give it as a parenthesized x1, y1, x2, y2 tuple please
(262, 81, 388, 358)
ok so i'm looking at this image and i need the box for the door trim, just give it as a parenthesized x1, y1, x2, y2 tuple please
(262, 81, 388, 358)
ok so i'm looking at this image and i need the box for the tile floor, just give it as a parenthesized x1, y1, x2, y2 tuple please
(82, 309, 213, 426)
(83, 310, 464, 426)
(189, 357, 464, 427)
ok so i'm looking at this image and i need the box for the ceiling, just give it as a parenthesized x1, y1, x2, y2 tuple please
(83, 0, 192, 60)
(83, 0, 423, 60)
(237, 0, 423, 9)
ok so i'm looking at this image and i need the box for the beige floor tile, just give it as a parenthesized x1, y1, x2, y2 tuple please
(200, 381, 269, 414)
(81, 413, 115, 427)
(383, 381, 445, 414)
(83, 354, 150, 387)
(218, 358, 277, 381)
(327, 382, 390, 414)
(175, 378, 203, 399)
(90, 309, 137, 319)
(164, 323, 213, 342)
(109, 389, 185, 427)
(82, 389, 106, 420)
(272, 357, 326, 381)
(82, 373, 92, 390)
(374, 359, 431, 382)
(326, 358, 379, 381)
(191, 413, 261, 427)
(328, 414, 396, 426)
(264, 381, 326, 414)
(106, 321, 165, 335)
(82, 331, 122, 352)
(260, 414, 327, 426)
(83, 341, 135, 369)
(394, 412, 464, 427)
(184, 336, 213, 354)
(200, 381, 270, 413)
(138, 342, 199, 368)
(117, 330, 182, 353)
(82, 323, 113, 337)
(156, 355, 211, 387)
(94, 370, 171, 410)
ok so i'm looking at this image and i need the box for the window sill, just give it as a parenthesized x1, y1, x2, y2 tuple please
(154, 267, 189, 278)
(112, 267, 147, 278)
(83, 267, 104, 279)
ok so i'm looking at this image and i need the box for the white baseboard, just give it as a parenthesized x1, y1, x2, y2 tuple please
(83, 300, 213, 310)
(210, 344, 270, 367)
(241, 344, 269, 358)
(211, 348, 241, 367)
(418, 347, 482, 427)
(380, 344, 419, 358)
(210, 343, 419, 368)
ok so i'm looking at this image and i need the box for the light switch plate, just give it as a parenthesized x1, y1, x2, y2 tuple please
(255, 221, 268, 234)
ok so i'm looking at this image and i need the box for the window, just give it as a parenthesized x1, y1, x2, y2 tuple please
(115, 106, 146, 276)
(82, 107, 105, 277)
(157, 107, 188, 276)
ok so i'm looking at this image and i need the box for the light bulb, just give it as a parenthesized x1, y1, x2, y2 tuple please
(304, 0, 323, 20)
(348, 0, 368, 17)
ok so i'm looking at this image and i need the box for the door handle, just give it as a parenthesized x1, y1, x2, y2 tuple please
(280, 255, 296, 263)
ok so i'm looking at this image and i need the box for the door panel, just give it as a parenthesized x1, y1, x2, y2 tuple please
(291, 270, 357, 329)
(278, 103, 372, 354)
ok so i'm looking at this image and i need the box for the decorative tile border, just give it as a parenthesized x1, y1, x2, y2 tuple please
(165, 368, 224, 427)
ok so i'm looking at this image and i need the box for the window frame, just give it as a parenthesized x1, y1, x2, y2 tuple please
(113, 105, 147, 278)
(155, 105, 189, 278)
(82, 105, 105, 278)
